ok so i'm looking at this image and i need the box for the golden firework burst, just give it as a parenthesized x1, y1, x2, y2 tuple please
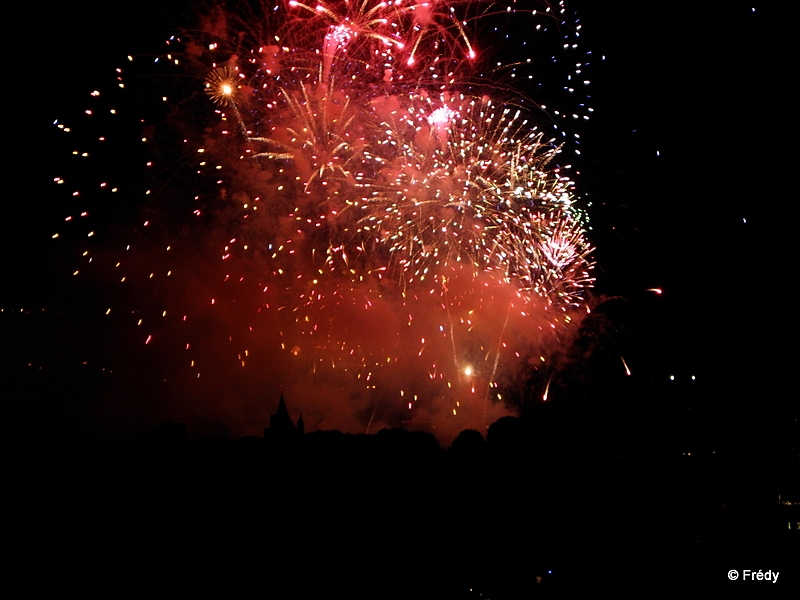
(205, 65, 240, 106)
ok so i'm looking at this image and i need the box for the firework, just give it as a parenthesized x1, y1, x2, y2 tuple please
(205, 65, 241, 107)
(358, 93, 593, 308)
(54, 0, 596, 437)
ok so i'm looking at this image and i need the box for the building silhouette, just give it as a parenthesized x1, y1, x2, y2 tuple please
(264, 393, 304, 440)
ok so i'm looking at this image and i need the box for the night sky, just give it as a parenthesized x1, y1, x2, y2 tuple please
(12, 0, 790, 451)
(7, 2, 798, 596)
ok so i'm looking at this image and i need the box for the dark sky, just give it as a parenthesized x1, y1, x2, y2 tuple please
(14, 1, 790, 448)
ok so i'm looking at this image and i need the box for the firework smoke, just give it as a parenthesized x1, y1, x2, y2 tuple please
(53, 0, 596, 442)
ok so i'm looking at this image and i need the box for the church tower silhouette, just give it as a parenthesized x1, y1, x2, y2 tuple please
(265, 393, 304, 439)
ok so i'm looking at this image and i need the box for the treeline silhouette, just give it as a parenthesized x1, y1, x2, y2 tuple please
(25, 406, 798, 597)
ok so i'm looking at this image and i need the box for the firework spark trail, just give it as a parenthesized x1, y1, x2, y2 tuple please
(484, 299, 512, 421)
(54, 1, 597, 437)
